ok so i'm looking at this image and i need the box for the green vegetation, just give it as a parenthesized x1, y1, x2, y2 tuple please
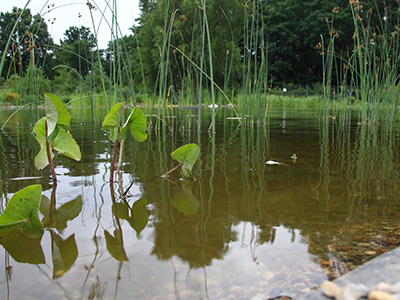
(32, 93, 81, 183)
(0, 0, 399, 125)
(0, 185, 43, 238)
(101, 102, 148, 182)
(163, 143, 200, 179)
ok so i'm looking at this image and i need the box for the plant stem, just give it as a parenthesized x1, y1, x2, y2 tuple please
(45, 120, 57, 183)
(110, 138, 119, 183)
(162, 163, 183, 177)
(117, 139, 124, 173)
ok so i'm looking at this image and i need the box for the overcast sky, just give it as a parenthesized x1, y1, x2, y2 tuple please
(0, 0, 140, 49)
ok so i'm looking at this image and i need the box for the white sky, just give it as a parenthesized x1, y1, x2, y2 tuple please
(0, 0, 140, 49)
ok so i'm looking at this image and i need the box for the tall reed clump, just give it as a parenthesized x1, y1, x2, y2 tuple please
(319, 6, 341, 121)
(241, 1, 270, 124)
(348, 0, 400, 125)
(323, 1, 400, 126)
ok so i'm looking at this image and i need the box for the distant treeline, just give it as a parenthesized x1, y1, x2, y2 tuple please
(0, 0, 399, 99)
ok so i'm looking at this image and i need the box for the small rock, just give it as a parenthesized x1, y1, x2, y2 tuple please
(373, 283, 392, 293)
(342, 284, 368, 299)
(357, 243, 371, 247)
(364, 251, 377, 255)
(321, 281, 342, 298)
(263, 271, 275, 280)
(250, 294, 265, 300)
(229, 286, 243, 293)
(391, 282, 400, 293)
(368, 291, 397, 300)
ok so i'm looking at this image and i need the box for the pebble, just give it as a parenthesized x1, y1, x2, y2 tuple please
(320, 281, 400, 300)
(228, 286, 243, 293)
(368, 291, 397, 300)
(321, 281, 342, 298)
(364, 251, 377, 255)
(250, 294, 266, 300)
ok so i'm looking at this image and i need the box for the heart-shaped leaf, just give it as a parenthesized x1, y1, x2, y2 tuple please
(123, 106, 148, 142)
(52, 126, 81, 162)
(0, 229, 45, 264)
(51, 232, 78, 278)
(171, 144, 200, 179)
(45, 95, 58, 137)
(104, 229, 128, 261)
(33, 117, 54, 170)
(45, 93, 71, 129)
(172, 192, 199, 215)
(0, 184, 43, 238)
(41, 195, 83, 230)
(102, 102, 124, 130)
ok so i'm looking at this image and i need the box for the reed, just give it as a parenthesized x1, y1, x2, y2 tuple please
(321, 1, 400, 125)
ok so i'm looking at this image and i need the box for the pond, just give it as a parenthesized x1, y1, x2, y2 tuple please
(0, 106, 399, 299)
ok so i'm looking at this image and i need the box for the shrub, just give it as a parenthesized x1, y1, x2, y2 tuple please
(4, 92, 20, 102)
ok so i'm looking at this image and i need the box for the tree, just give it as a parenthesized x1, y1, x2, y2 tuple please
(0, 7, 54, 79)
(135, 0, 243, 94)
(55, 26, 96, 77)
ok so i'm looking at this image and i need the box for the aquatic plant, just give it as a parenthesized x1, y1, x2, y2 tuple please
(0, 184, 43, 238)
(32, 93, 81, 183)
(162, 143, 200, 179)
(101, 102, 148, 183)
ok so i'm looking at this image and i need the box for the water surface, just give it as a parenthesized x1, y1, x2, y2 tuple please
(0, 107, 399, 299)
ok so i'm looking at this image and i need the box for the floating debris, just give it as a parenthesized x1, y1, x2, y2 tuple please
(266, 160, 281, 165)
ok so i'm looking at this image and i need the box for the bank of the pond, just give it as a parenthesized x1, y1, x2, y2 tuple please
(300, 246, 400, 299)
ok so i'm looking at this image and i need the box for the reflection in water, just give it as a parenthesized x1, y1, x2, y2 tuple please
(0, 107, 399, 299)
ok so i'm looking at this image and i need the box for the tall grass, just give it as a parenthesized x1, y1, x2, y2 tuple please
(322, 1, 400, 126)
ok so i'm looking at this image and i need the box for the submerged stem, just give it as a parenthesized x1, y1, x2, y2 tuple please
(162, 163, 184, 177)
(117, 140, 124, 173)
(45, 120, 57, 183)
(110, 139, 119, 183)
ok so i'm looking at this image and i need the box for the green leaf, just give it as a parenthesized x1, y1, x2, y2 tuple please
(171, 144, 200, 179)
(0, 185, 43, 238)
(51, 232, 78, 278)
(109, 126, 120, 142)
(172, 185, 199, 215)
(123, 106, 148, 142)
(115, 199, 149, 236)
(104, 229, 128, 261)
(41, 196, 83, 231)
(131, 198, 149, 235)
(32, 117, 53, 170)
(0, 229, 45, 264)
(45, 93, 71, 129)
(45, 95, 58, 137)
(119, 126, 128, 141)
(52, 126, 81, 161)
(102, 102, 124, 130)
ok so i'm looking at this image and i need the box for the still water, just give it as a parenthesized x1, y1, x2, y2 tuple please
(0, 107, 399, 299)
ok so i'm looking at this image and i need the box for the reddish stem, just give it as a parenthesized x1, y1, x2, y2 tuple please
(110, 138, 119, 183)
(45, 120, 57, 183)
(162, 163, 184, 177)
